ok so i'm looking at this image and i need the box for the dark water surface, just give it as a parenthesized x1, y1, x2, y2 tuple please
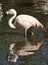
(0, 34, 48, 65)
(0, 0, 48, 65)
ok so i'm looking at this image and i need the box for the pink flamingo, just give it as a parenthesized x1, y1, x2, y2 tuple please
(6, 9, 44, 40)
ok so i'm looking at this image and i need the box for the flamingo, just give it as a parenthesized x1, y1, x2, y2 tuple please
(6, 9, 44, 41)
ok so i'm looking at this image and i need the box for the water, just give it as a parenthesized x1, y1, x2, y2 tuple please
(0, 0, 48, 65)
(0, 34, 48, 65)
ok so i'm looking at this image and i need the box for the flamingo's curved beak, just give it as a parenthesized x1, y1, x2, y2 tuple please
(6, 11, 9, 15)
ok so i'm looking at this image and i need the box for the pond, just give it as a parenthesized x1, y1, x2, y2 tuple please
(0, 0, 48, 65)
(0, 34, 48, 65)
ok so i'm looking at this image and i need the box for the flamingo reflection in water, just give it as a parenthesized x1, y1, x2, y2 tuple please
(6, 9, 44, 41)
(7, 38, 44, 62)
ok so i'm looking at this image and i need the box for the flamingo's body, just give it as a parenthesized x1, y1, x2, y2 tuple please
(6, 9, 44, 40)
(15, 15, 44, 29)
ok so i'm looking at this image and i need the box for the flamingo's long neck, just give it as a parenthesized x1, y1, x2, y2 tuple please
(8, 14, 16, 29)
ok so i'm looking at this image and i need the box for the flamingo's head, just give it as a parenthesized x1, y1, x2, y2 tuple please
(6, 9, 17, 16)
